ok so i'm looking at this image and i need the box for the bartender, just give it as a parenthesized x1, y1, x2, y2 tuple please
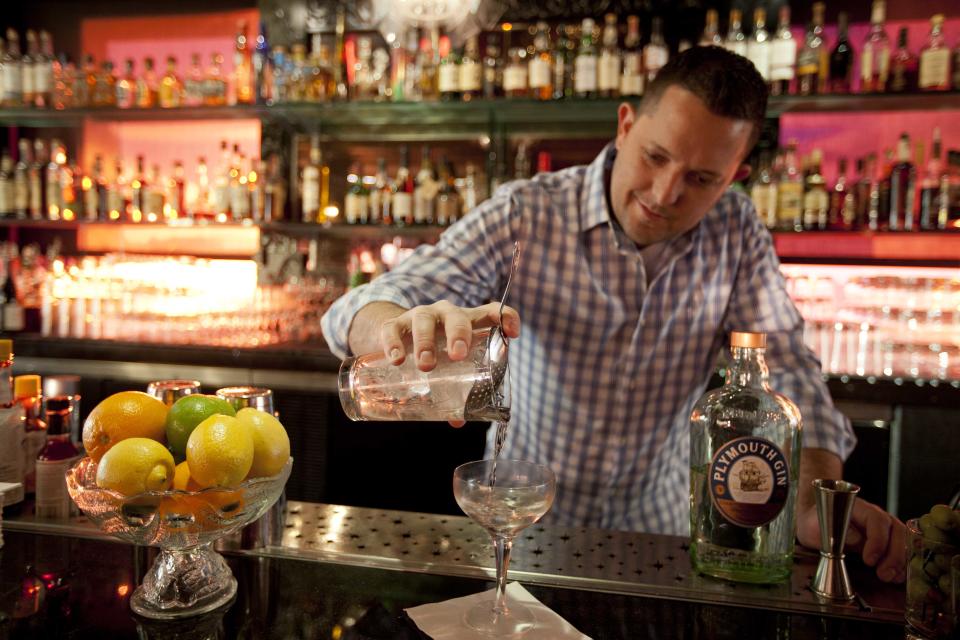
(321, 46, 906, 584)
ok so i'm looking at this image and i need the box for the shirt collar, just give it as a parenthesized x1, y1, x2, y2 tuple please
(578, 142, 617, 232)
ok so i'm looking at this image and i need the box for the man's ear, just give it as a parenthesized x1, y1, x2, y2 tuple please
(732, 164, 752, 183)
(616, 102, 636, 150)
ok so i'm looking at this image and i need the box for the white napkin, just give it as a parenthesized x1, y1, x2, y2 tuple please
(405, 582, 592, 640)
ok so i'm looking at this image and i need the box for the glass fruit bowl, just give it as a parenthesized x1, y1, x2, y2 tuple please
(66, 455, 293, 619)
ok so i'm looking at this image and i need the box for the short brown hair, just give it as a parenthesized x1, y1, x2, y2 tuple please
(639, 46, 769, 153)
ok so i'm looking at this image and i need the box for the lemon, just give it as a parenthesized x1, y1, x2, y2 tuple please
(83, 391, 169, 462)
(166, 395, 237, 463)
(235, 408, 290, 479)
(186, 414, 254, 488)
(96, 437, 176, 496)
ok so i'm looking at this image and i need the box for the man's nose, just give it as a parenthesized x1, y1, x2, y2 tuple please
(651, 168, 683, 208)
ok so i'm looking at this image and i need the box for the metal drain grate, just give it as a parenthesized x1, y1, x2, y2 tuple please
(266, 502, 903, 623)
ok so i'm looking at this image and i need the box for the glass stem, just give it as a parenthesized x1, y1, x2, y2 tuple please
(493, 535, 512, 615)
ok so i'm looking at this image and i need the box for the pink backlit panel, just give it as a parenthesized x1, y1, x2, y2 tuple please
(79, 10, 261, 179)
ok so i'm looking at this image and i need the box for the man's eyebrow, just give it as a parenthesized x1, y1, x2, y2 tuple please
(649, 142, 722, 179)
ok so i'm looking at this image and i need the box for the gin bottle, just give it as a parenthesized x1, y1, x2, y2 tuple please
(689, 331, 802, 584)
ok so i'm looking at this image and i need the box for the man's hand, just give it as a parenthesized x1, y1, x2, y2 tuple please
(796, 498, 906, 583)
(797, 447, 906, 583)
(379, 300, 520, 371)
(349, 300, 521, 429)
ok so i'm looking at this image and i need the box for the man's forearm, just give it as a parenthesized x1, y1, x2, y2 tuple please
(797, 447, 843, 512)
(347, 301, 408, 356)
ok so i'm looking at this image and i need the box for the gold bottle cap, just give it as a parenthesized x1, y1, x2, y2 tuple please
(0, 339, 11, 360)
(14, 374, 41, 398)
(730, 331, 766, 349)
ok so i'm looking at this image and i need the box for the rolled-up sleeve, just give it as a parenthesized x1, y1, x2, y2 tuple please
(722, 201, 857, 461)
(320, 187, 521, 359)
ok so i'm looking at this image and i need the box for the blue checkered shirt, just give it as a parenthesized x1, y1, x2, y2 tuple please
(321, 144, 856, 535)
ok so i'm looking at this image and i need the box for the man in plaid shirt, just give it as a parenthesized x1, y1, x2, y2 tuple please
(322, 47, 905, 584)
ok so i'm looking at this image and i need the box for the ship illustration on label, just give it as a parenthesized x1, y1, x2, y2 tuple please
(709, 436, 790, 528)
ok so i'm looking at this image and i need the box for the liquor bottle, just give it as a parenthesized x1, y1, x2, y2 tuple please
(159, 56, 182, 108)
(689, 331, 802, 584)
(15, 375, 47, 496)
(802, 149, 829, 230)
(182, 54, 204, 106)
(503, 48, 528, 99)
(621, 16, 644, 98)
(482, 34, 502, 100)
(0, 152, 12, 216)
(351, 36, 376, 101)
(769, 6, 796, 96)
(344, 163, 369, 225)
(307, 44, 335, 102)
(83, 155, 102, 220)
(2, 29, 23, 106)
(130, 154, 146, 221)
(286, 44, 307, 102)
(724, 10, 747, 57)
(462, 162, 479, 212)
(253, 22, 271, 105)
(370, 157, 389, 225)
(458, 36, 482, 102)
(871, 150, 892, 230)
(2, 263, 23, 332)
(137, 56, 158, 108)
(699, 9, 723, 48)
(552, 26, 573, 100)
(248, 158, 264, 221)
(889, 133, 916, 230)
(861, 0, 890, 93)
(777, 141, 803, 231)
(45, 139, 63, 220)
(0, 340, 24, 507)
(233, 21, 254, 105)
(13, 140, 29, 219)
(228, 149, 247, 220)
(920, 128, 944, 230)
(829, 158, 855, 229)
(97, 61, 117, 107)
(107, 157, 127, 220)
(414, 145, 437, 225)
(392, 146, 414, 226)
(34, 31, 55, 108)
(854, 155, 873, 229)
(953, 42, 960, 91)
(28, 140, 45, 220)
(22, 30, 38, 107)
(889, 27, 918, 93)
(940, 152, 960, 228)
(598, 14, 621, 98)
(205, 53, 227, 106)
(301, 137, 321, 223)
(35, 396, 81, 519)
(574, 18, 598, 98)
(828, 12, 854, 94)
(529, 22, 553, 101)
(437, 36, 460, 102)
(746, 9, 771, 81)
(796, 2, 826, 96)
(918, 14, 951, 92)
(263, 153, 286, 222)
(435, 157, 460, 226)
(749, 152, 778, 229)
(418, 30, 439, 101)
(116, 59, 135, 108)
(644, 17, 669, 83)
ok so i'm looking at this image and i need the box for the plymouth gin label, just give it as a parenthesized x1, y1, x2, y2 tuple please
(689, 331, 802, 584)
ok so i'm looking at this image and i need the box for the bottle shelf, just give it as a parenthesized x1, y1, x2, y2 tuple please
(2, 91, 959, 134)
(772, 231, 960, 266)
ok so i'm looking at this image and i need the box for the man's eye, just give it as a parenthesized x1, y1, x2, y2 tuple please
(690, 173, 716, 187)
(644, 150, 667, 165)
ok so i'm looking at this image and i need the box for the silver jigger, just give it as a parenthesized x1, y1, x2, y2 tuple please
(811, 479, 860, 601)
(214, 386, 275, 415)
(212, 386, 285, 551)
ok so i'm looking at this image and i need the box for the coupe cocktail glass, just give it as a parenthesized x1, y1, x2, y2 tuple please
(453, 459, 556, 636)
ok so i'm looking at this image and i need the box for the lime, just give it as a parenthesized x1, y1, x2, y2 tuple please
(165, 395, 236, 463)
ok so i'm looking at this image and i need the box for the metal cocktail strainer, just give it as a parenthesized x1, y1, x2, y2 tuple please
(463, 241, 521, 422)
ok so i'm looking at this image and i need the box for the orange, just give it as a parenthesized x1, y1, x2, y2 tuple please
(186, 414, 254, 488)
(236, 408, 290, 479)
(159, 465, 245, 531)
(95, 437, 175, 495)
(83, 392, 169, 462)
(165, 395, 236, 463)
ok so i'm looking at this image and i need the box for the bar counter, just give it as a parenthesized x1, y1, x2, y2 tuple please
(1, 501, 906, 639)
